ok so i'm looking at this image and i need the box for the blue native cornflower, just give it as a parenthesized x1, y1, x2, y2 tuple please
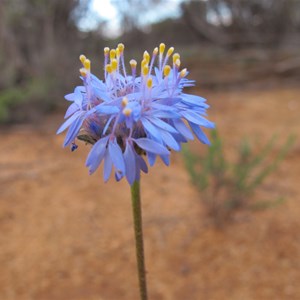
(57, 43, 215, 185)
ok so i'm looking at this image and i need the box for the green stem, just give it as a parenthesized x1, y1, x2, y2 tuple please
(131, 180, 148, 300)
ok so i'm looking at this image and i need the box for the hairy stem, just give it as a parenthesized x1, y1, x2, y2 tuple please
(131, 180, 148, 300)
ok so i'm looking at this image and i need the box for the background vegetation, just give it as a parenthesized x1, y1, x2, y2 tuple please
(0, 0, 299, 122)
(1, 2, 300, 299)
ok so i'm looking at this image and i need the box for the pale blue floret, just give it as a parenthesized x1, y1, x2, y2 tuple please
(57, 44, 215, 185)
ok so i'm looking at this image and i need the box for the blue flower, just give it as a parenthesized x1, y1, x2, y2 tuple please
(57, 43, 215, 185)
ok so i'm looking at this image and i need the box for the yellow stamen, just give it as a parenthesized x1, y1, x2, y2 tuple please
(116, 48, 120, 58)
(110, 49, 116, 60)
(111, 58, 118, 71)
(163, 65, 171, 77)
(173, 53, 180, 64)
(79, 54, 86, 64)
(123, 108, 132, 116)
(153, 47, 158, 56)
(104, 47, 110, 55)
(180, 68, 187, 78)
(143, 51, 150, 64)
(117, 43, 125, 53)
(167, 47, 174, 57)
(147, 77, 153, 89)
(175, 59, 181, 68)
(159, 43, 165, 55)
(79, 68, 87, 77)
(122, 97, 128, 107)
(106, 64, 113, 74)
(84, 59, 91, 71)
(141, 59, 148, 69)
(142, 65, 149, 76)
(130, 59, 137, 69)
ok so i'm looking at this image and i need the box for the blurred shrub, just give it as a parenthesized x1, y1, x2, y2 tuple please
(181, 0, 299, 49)
(0, 0, 94, 123)
(0, 77, 55, 123)
(183, 129, 295, 226)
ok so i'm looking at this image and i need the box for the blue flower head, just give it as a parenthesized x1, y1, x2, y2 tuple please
(57, 43, 215, 185)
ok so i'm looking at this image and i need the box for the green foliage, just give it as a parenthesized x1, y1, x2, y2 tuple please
(182, 129, 295, 226)
(0, 87, 25, 121)
(0, 78, 54, 123)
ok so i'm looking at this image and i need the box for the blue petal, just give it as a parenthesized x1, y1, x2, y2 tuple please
(156, 97, 181, 106)
(57, 111, 82, 134)
(181, 93, 208, 107)
(160, 131, 180, 151)
(91, 74, 106, 89)
(63, 115, 84, 147)
(154, 67, 162, 80)
(115, 171, 123, 181)
(173, 132, 187, 143)
(181, 111, 215, 128)
(64, 93, 76, 102)
(64, 103, 79, 119)
(125, 116, 134, 129)
(147, 152, 156, 166)
(172, 119, 194, 140)
(148, 117, 178, 134)
(93, 88, 111, 102)
(96, 105, 119, 115)
(103, 115, 115, 135)
(189, 122, 211, 145)
(126, 92, 142, 101)
(103, 150, 113, 182)
(152, 110, 180, 119)
(151, 103, 178, 112)
(141, 118, 162, 142)
(133, 138, 170, 156)
(124, 142, 136, 185)
(137, 155, 148, 174)
(75, 86, 86, 93)
(64, 87, 84, 102)
(131, 105, 142, 122)
(159, 154, 170, 166)
(108, 140, 125, 174)
(86, 136, 109, 174)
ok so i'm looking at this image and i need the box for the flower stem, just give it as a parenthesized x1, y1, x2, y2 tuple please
(131, 180, 148, 300)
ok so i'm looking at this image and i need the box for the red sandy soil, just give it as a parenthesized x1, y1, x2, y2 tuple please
(0, 86, 300, 300)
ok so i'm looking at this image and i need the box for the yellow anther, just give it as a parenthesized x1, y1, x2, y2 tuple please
(153, 47, 158, 56)
(110, 49, 116, 60)
(175, 59, 181, 68)
(143, 51, 150, 63)
(105, 64, 113, 74)
(141, 59, 148, 69)
(130, 59, 137, 68)
(84, 59, 91, 71)
(122, 97, 128, 107)
(159, 43, 165, 54)
(79, 68, 87, 77)
(167, 47, 174, 57)
(111, 59, 118, 71)
(104, 47, 110, 55)
(180, 68, 187, 78)
(117, 43, 125, 53)
(116, 48, 120, 58)
(173, 53, 180, 64)
(142, 65, 149, 76)
(123, 108, 132, 117)
(147, 77, 153, 89)
(163, 65, 171, 77)
(79, 54, 86, 64)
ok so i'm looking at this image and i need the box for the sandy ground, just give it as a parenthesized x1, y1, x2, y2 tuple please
(0, 86, 300, 300)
